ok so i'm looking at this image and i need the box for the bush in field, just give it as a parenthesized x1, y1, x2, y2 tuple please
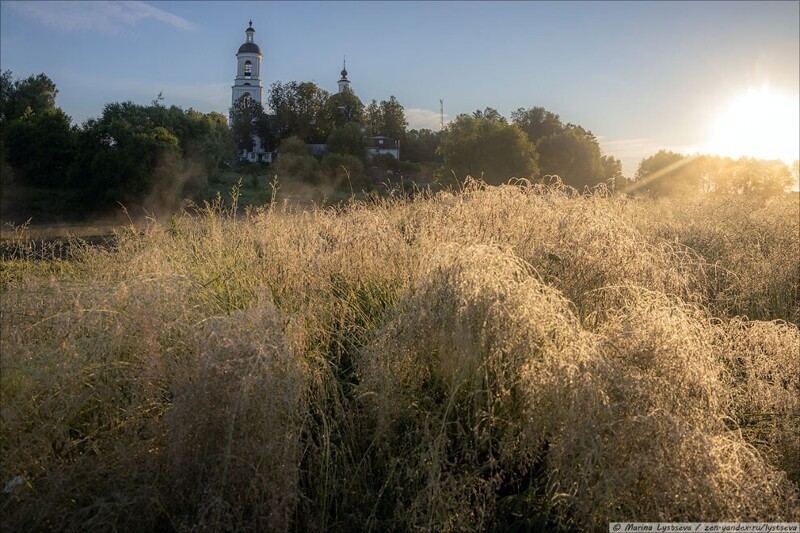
(357, 246, 797, 530)
(164, 302, 308, 531)
(715, 318, 800, 483)
(320, 152, 368, 192)
(1, 182, 798, 531)
(627, 193, 800, 323)
(273, 151, 319, 185)
(325, 122, 368, 159)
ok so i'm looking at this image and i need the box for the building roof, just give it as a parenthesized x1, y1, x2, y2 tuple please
(238, 42, 262, 54)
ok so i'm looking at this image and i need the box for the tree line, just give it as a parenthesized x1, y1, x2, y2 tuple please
(1, 70, 794, 220)
(229, 82, 626, 191)
(1, 71, 233, 214)
(631, 149, 797, 197)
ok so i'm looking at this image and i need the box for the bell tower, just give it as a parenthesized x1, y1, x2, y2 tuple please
(231, 20, 263, 108)
(337, 57, 351, 94)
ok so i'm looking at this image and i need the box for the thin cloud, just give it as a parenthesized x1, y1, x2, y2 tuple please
(405, 107, 450, 131)
(6, 1, 198, 34)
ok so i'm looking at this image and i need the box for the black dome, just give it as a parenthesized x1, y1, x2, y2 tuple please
(238, 42, 261, 54)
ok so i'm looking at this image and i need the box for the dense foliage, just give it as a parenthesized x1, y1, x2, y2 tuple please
(1, 71, 233, 213)
(2, 69, 795, 221)
(438, 111, 539, 184)
(633, 149, 796, 196)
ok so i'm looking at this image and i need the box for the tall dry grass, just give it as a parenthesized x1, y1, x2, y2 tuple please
(1, 181, 798, 531)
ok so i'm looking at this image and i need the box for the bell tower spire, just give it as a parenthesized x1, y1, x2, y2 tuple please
(337, 56, 351, 93)
(231, 20, 264, 110)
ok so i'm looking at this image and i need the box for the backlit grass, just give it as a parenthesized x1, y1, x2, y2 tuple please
(2, 181, 798, 531)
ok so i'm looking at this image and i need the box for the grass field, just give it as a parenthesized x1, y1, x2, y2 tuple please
(1, 180, 798, 531)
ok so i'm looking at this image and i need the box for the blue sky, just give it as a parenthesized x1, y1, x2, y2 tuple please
(1, 0, 798, 176)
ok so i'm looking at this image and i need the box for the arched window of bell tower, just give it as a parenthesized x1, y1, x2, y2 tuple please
(244, 61, 252, 77)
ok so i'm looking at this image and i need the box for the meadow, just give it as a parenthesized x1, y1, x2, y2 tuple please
(1, 180, 798, 531)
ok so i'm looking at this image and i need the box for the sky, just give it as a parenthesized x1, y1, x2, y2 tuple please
(1, 0, 798, 177)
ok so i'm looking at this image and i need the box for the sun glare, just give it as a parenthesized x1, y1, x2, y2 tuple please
(706, 87, 800, 164)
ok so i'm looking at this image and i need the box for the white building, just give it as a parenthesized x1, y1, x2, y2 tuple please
(231, 20, 263, 107)
(231, 20, 271, 163)
(337, 60, 351, 94)
(367, 136, 400, 160)
(230, 23, 398, 163)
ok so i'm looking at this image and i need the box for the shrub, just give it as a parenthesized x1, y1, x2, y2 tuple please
(320, 152, 368, 192)
(273, 152, 319, 185)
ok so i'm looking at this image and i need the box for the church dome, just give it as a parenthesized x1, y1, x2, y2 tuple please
(238, 42, 261, 54)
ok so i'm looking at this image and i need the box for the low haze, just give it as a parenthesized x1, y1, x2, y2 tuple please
(1, 0, 798, 176)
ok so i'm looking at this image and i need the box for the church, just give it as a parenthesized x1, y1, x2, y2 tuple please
(230, 21, 399, 163)
(230, 20, 270, 163)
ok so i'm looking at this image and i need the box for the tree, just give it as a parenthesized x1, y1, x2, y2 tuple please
(0, 70, 14, 124)
(4, 108, 76, 187)
(76, 102, 183, 201)
(201, 111, 236, 169)
(710, 157, 793, 196)
(438, 113, 538, 185)
(1, 72, 74, 187)
(600, 154, 627, 190)
(472, 107, 506, 123)
(229, 94, 265, 153)
(379, 96, 407, 138)
(326, 122, 368, 159)
(401, 128, 442, 163)
(278, 136, 311, 157)
(511, 107, 612, 188)
(1, 72, 57, 123)
(633, 150, 701, 196)
(321, 89, 364, 132)
(535, 125, 604, 189)
(633, 151, 793, 197)
(510, 106, 563, 143)
(68, 101, 232, 206)
(364, 99, 381, 136)
(365, 96, 407, 138)
(268, 81, 330, 143)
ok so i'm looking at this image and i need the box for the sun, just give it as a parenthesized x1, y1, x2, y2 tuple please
(705, 87, 799, 164)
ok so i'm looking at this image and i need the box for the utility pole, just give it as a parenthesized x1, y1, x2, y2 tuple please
(440, 99, 444, 131)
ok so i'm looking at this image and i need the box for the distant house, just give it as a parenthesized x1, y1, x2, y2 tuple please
(367, 136, 400, 159)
